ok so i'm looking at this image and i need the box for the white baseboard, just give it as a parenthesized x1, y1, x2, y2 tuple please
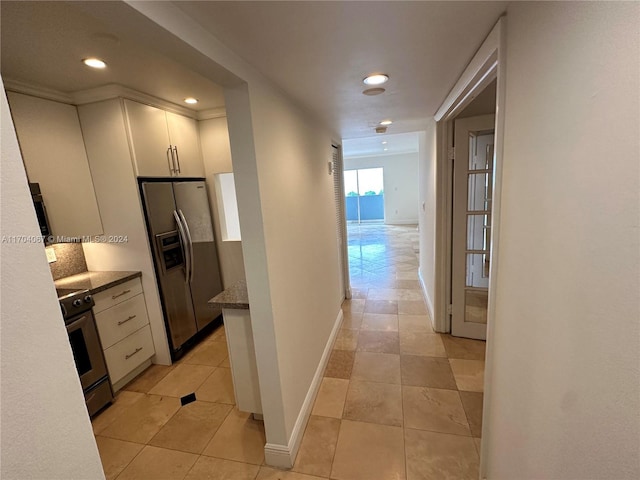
(264, 308, 344, 468)
(384, 220, 419, 225)
(418, 269, 437, 332)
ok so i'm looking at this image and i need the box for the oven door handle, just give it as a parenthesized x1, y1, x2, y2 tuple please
(173, 210, 190, 283)
(66, 314, 88, 331)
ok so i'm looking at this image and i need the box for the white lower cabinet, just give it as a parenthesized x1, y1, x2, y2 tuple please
(103, 325, 154, 385)
(93, 278, 155, 390)
(95, 294, 150, 349)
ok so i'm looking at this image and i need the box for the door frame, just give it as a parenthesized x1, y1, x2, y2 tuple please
(432, 15, 506, 476)
(332, 143, 351, 300)
(434, 16, 506, 334)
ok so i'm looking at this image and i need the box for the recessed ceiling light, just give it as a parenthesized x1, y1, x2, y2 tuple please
(383, 148, 388, 151)
(363, 74, 389, 86)
(184, 97, 199, 104)
(380, 119, 393, 126)
(382, 141, 388, 145)
(362, 88, 385, 96)
(82, 58, 106, 69)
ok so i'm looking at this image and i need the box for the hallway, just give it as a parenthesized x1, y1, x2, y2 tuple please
(294, 224, 486, 479)
(91, 225, 486, 479)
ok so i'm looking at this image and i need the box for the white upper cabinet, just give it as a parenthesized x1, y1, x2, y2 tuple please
(124, 99, 204, 178)
(165, 111, 203, 177)
(7, 92, 103, 238)
(123, 100, 171, 177)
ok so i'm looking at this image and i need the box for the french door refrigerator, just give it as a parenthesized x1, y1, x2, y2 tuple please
(140, 179, 223, 357)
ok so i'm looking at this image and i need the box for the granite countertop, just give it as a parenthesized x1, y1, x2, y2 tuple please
(208, 280, 249, 309)
(54, 271, 142, 295)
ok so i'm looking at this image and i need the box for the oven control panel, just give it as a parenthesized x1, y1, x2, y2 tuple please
(57, 289, 95, 322)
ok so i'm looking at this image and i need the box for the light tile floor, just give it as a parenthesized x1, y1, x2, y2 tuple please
(93, 224, 486, 480)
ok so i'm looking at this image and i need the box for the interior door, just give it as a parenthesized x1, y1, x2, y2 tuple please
(452, 114, 495, 339)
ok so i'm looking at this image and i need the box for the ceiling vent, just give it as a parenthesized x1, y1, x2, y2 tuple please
(375, 126, 387, 134)
(363, 88, 385, 96)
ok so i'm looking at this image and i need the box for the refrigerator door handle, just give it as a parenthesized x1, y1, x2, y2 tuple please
(178, 209, 195, 284)
(173, 210, 190, 283)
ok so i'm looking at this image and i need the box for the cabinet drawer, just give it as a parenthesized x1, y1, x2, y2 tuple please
(95, 294, 149, 349)
(104, 325, 154, 384)
(93, 278, 143, 313)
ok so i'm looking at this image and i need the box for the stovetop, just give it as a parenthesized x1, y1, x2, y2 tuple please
(56, 288, 94, 321)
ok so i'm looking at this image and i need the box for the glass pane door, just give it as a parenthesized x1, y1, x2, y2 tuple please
(464, 133, 494, 323)
(451, 113, 495, 340)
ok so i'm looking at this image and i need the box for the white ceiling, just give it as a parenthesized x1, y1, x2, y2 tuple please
(1, 1, 507, 139)
(0, 1, 226, 111)
(174, 1, 508, 138)
(343, 132, 419, 158)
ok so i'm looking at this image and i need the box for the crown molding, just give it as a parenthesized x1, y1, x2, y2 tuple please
(197, 107, 227, 120)
(72, 84, 199, 118)
(3, 78, 74, 104)
(3, 79, 226, 120)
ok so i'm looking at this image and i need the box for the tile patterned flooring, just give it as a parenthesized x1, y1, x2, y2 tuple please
(92, 224, 486, 479)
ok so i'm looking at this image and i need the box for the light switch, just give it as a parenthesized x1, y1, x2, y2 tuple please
(45, 246, 56, 263)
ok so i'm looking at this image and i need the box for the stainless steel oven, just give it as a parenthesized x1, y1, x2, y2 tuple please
(58, 288, 113, 416)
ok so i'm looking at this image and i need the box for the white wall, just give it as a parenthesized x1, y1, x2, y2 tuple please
(417, 123, 437, 325)
(246, 81, 342, 441)
(484, 3, 640, 478)
(345, 152, 419, 224)
(199, 116, 246, 288)
(0, 80, 105, 479)
(117, 1, 343, 462)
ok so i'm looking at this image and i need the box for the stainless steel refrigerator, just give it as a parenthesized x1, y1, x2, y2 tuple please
(140, 180, 223, 357)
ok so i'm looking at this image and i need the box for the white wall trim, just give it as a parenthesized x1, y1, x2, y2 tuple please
(197, 107, 227, 120)
(418, 268, 437, 332)
(264, 308, 344, 468)
(3, 78, 74, 104)
(72, 84, 199, 117)
(435, 18, 501, 121)
(2, 78, 224, 120)
(385, 220, 419, 225)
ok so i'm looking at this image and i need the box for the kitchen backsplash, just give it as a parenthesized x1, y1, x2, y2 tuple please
(48, 242, 88, 280)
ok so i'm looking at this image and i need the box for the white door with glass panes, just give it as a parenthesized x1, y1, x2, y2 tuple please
(452, 114, 495, 339)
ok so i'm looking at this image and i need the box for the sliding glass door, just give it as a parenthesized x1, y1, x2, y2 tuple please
(344, 168, 384, 223)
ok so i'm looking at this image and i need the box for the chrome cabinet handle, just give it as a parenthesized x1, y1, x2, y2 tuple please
(117, 315, 136, 326)
(173, 146, 181, 174)
(167, 146, 174, 174)
(125, 347, 143, 360)
(112, 289, 131, 300)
